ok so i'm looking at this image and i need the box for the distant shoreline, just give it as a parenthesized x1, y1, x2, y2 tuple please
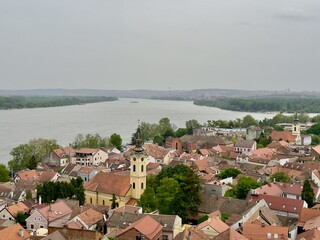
(0, 96, 118, 110)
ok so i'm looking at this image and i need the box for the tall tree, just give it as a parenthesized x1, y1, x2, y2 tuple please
(0, 164, 10, 182)
(110, 133, 122, 150)
(185, 119, 201, 134)
(139, 164, 202, 222)
(302, 180, 315, 208)
(111, 193, 119, 209)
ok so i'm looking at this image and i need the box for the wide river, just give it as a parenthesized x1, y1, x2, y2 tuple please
(0, 98, 277, 165)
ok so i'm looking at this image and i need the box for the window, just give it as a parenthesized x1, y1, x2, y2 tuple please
(40, 225, 43, 228)
(90, 198, 93, 204)
(141, 165, 144, 172)
(162, 235, 168, 240)
(141, 157, 144, 161)
(103, 200, 105, 205)
(31, 224, 34, 229)
(133, 182, 135, 189)
(133, 165, 136, 172)
(141, 182, 144, 189)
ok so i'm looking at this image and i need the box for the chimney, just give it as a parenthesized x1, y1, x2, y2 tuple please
(80, 205, 83, 213)
(39, 195, 42, 205)
(18, 229, 24, 237)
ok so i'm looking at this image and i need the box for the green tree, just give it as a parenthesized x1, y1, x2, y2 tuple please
(270, 172, 290, 183)
(111, 193, 119, 209)
(236, 176, 261, 199)
(185, 119, 201, 134)
(139, 164, 202, 222)
(9, 138, 59, 171)
(15, 211, 29, 226)
(37, 177, 85, 204)
(302, 180, 315, 208)
(224, 189, 236, 198)
(242, 115, 257, 128)
(0, 164, 10, 182)
(110, 133, 122, 151)
(307, 123, 320, 135)
(72, 133, 110, 149)
(153, 135, 165, 146)
(175, 128, 188, 138)
(138, 187, 157, 213)
(26, 190, 33, 200)
(27, 154, 38, 170)
(218, 168, 241, 179)
(156, 178, 180, 214)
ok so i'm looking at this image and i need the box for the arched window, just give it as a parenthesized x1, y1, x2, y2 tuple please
(141, 182, 144, 189)
(133, 182, 135, 189)
(133, 165, 136, 172)
(102, 200, 105, 205)
(141, 165, 144, 172)
(90, 198, 92, 204)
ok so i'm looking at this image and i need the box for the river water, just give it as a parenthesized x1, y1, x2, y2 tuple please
(0, 98, 277, 165)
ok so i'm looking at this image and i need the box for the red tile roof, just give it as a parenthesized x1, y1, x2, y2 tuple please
(297, 228, 320, 240)
(38, 200, 73, 222)
(0, 223, 30, 240)
(117, 215, 163, 239)
(270, 131, 296, 142)
(299, 208, 320, 227)
(249, 194, 305, 215)
(242, 222, 288, 240)
(6, 202, 29, 218)
(197, 216, 229, 233)
(84, 172, 131, 197)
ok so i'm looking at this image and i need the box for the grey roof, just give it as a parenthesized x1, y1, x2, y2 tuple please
(234, 140, 256, 148)
(198, 194, 255, 216)
(41, 230, 66, 240)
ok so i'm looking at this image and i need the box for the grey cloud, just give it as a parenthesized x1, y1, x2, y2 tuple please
(275, 7, 313, 21)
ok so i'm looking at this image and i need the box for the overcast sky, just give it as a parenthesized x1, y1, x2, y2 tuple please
(0, 0, 319, 91)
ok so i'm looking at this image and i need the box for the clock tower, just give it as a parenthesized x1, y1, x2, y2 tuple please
(130, 124, 147, 199)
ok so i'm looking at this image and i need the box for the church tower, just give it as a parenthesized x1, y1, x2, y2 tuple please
(130, 123, 147, 200)
(292, 113, 301, 145)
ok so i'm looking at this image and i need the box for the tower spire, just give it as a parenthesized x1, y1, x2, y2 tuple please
(134, 119, 144, 153)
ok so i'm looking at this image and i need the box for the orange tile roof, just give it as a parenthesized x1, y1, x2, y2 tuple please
(38, 200, 73, 222)
(299, 208, 320, 227)
(304, 215, 320, 231)
(242, 222, 288, 240)
(0, 223, 30, 240)
(297, 228, 320, 240)
(16, 170, 39, 181)
(254, 183, 283, 196)
(84, 172, 131, 197)
(197, 216, 229, 233)
(76, 148, 98, 154)
(6, 202, 29, 218)
(77, 208, 103, 227)
(38, 171, 58, 182)
(117, 215, 163, 239)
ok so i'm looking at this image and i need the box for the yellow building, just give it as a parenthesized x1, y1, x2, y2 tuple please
(84, 125, 146, 206)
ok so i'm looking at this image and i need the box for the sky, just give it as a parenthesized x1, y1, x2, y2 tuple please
(0, 0, 320, 92)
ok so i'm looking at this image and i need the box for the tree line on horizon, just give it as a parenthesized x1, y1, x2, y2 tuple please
(194, 97, 320, 113)
(0, 96, 117, 109)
